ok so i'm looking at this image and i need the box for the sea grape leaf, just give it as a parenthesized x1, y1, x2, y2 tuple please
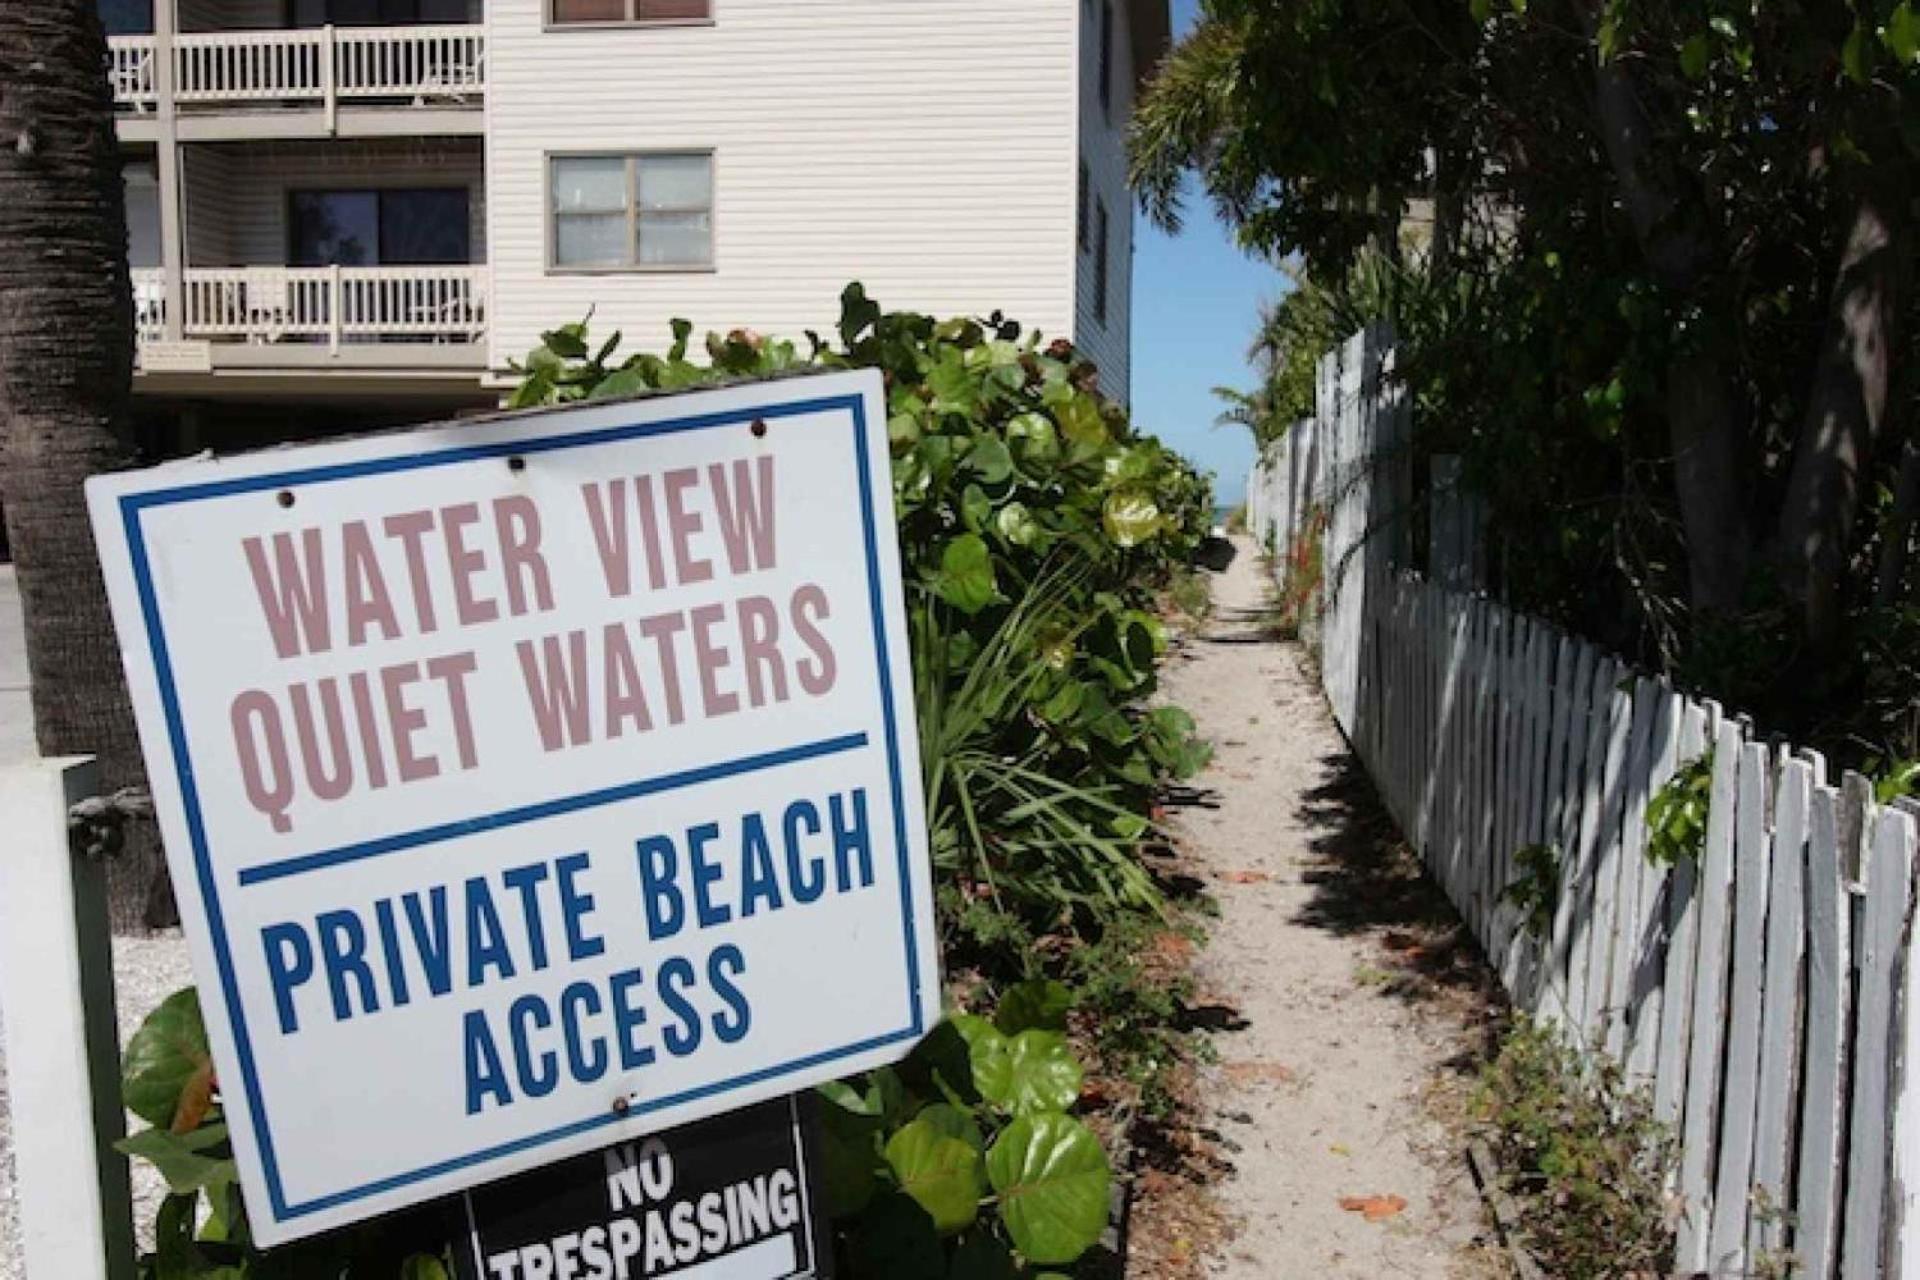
(986, 1113, 1110, 1264)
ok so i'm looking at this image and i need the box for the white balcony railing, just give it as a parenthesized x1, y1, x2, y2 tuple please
(131, 267, 167, 341)
(114, 25, 483, 113)
(335, 26, 485, 101)
(135, 265, 487, 356)
(109, 36, 159, 110)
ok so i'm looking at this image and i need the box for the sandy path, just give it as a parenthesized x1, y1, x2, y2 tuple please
(1160, 536, 1488, 1278)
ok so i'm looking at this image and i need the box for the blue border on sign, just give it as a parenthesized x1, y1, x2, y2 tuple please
(117, 390, 925, 1226)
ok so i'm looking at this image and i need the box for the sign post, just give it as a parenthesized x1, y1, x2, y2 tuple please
(87, 370, 938, 1246)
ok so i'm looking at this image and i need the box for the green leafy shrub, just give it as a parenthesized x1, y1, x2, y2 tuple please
(1473, 1018, 1675, 1279)
(820, 980, 1112, 1274)
(1645, 751, 1714, 867)
(1499, 843, 1561, 941)
(511, 285, 1213, 931)
(1873, 757, 1920, 805)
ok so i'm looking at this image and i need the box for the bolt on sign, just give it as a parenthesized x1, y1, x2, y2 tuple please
(453, 1096, 829, 1280)
(87, 370, 938, 1245)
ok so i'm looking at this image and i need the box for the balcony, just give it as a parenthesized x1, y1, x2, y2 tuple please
(132, 264, 488, 368)
(108, 25, 484, 121)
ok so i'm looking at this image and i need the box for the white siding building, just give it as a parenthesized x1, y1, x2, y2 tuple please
(107, 0, 1166, 452)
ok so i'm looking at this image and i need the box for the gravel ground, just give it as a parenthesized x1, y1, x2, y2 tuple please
(0, 931, 193, 1279)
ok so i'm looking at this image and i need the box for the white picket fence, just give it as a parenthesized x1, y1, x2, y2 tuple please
(1247, 327, 1920, 1279)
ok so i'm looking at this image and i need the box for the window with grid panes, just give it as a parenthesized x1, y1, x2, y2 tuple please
(550, 153, 713, 270)
(549, 0, 709, 25)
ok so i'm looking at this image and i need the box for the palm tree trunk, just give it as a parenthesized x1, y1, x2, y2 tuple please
(0, 0, 161, 928)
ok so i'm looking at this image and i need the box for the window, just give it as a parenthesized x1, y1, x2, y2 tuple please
(289, 189, 471, 266)
(550, 153, 713, 270)
(549, 0, 709, 25)
(291, 0, 474, 25)
(99, 0, 154, 35)
(1093, 198, 1110, 325)
(1098, 1, 1113, 117)
(1077, 161, 1089, 252)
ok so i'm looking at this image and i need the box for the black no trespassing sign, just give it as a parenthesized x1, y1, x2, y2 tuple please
(454, 1096, 831, 1280)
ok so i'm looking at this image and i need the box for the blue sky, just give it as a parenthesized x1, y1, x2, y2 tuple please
(1128, 0, 1286, 508)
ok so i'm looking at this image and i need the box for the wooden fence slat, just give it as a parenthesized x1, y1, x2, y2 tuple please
(1796, 782, 1851, 1280)
(1562, 654, 1617, 1037)
(1626, 686, 1681, 1083)
(1750, 756, 1811, 1264)
(1440, 596, 1466, 907)
(1540, 639, 1594, 1025)
(1840, 804, 1914, 1280)
(1489, 609, 1522, 970)
(1603, 680, 1659, 1062)
(1888, 808, 1920, 1280)
(1515, 622, 1557, 1003)
(1469, 601, 1494, 936)
(1578, 679, 1635, 1047)
(1652, 698, 1710, 1127)
(1676, 718, 1743, 1271)
(1574, 679, 1620, 1043)
(1707, 742, 1775, 1272)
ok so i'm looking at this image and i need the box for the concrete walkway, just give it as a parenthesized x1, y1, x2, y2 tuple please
(1162, 537, 1490, 1278)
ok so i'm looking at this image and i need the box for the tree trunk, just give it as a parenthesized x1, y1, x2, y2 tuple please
(1586, 42, 1753, 613)
(1777, 187, 1913, 650)
(0, 0, 161, 928)
(1876, 441, 1920, 607)
(1666, 336, 1753, 613)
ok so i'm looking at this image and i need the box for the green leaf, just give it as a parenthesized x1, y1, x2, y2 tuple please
(1596, 14, 1622, 62)
(400, 1258, 452, 1280)
(986, 1113, 1111, 1265)
(540, 325, 588, 359)
(818, 1094, 883, 1216)
(1679, 33, 1710, 79)
(1844, 22, 1874, 82)
(1055, 395, 1108, 448)
(888, 412, 923, 447)
(122, 988, 215, 1132)
(1887, 2, 1920, 63)
(885, 1118, 985, 1233)
(1006, 412, 1061, 465)
(915, 1102, 986, 1152)
(117, 1125, 235, 1196)
(668, 317, 694, 362)
(819, 1077, 882, 1117)
(995, 980, 1074, 1035)
(837, 283, 880, 347)
(993, 501, 1045, 549)
(962, 484, 994, 532)
(937, 535, 1000, 615)
(903, 1020, 981, 1106)
(964, 437, 1015, 485)
(1103, 489, 1163, 548)
(587, 365, 650, 401)
(1469, 0, 1492, 24)
(929, 351, 981, 416)
(975, 1030, 1083, 1113)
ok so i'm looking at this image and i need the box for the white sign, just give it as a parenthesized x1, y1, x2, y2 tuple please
(138, 340, 215, 373)
(88, 370, 939, 1245)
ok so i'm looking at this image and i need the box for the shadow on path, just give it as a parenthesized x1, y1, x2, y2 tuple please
(1290, 749, 1503, 1029)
